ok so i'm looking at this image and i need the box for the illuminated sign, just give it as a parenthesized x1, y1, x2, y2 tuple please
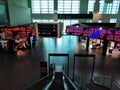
(37, 23, 62, 38)
(0, 26, 35, 39)
(66, 26, 84, 35)
(58, 14, 93, 19)
(66, 25, 120, 42)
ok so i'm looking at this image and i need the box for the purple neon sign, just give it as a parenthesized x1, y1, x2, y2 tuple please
(66, 26, 83, 35)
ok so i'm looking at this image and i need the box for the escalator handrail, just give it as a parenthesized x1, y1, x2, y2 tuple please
(63, 72, 79, 90)
(22, 73, 53, 90)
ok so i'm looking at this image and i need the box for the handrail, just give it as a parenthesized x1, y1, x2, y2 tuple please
(23, 71, 79, 90)
(63, 72, 79, 90)
(49, 53, 69, 56)
(94, 74, 112, 78)
(22, 73, 53, 90)
(74, 54, 95, 57)
(93, 75, 112, 88)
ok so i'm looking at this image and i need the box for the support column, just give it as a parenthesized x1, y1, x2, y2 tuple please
(102, 3, 110, 23)
(54, 0, 58, 22)
(86, 37, 90, 52)
(28, 0, 32, 22)
(116, 3, 120, 27)
(80, 0, 88, 13)
(79, 0, 88, 23)
(102, 39, 108, 56)
(34, 23, 39, 43)
(80, 0, 89, 52)
(94, 0, 100, 13)
(93, 0, 101, 22)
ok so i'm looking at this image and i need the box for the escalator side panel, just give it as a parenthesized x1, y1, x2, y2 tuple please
(23, 74, 53, 90)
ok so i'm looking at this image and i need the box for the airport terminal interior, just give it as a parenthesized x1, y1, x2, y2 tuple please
(0, 0, 120, 90)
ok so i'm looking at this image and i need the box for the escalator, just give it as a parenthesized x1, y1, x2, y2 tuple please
(23, 53, 78, 90)
(22, 52, 117, 90)
(48, 72, 64, 90)
(22, 72, 78, 90)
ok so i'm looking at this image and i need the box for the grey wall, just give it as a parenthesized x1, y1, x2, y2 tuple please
(0, 0, 9, 26)
(7, 0, 32, 26)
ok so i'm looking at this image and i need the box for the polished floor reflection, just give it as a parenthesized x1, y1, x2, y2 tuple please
(0, 35, 120, 90)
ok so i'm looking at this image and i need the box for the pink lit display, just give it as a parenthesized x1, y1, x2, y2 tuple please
(83, 28, 98, 37)
(66, 25, 120, 42)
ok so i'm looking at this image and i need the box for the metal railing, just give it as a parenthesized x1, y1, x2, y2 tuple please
(74, 75, 89, 90)
(93, 75, 112, 88)
(73, 75, 120, 90)
(111, 79, 120, 90)
(93, 75, 120, 90)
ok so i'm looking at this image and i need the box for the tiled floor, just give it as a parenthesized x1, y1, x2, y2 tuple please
(0, 35, 120, 90)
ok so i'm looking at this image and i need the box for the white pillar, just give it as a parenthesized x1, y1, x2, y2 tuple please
(54, 0, 58, 22)
(79, 0, 88, 23)
(80, 0, 88, 13)
(93, 0, 101, 22)
(94, 0, 100, 13)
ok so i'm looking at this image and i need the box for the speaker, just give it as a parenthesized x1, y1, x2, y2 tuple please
(105, 0, 113, 3)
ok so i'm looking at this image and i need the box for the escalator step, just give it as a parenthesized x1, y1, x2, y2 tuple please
(49, 72, 64, 90)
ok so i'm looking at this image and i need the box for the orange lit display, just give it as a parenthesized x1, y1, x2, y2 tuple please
(0, 25, 35, 40)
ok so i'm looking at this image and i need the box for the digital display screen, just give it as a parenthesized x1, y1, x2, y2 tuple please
(37, 23, 58, 37)
(58, 14, 93, 19)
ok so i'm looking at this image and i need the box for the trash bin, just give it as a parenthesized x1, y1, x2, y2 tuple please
(40, 61, 47, 78)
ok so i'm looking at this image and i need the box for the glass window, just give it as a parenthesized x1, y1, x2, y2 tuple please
(99, 0, 120, 14)
(58, 20, 79, 33)
(32, 19, 54, 23)
(58, 0, 80, 14)
(32, 0, 54, 14)
(86, 20, 93, 23)
(110, 19, 117, 23)
(87, 0, 95, 13)
(32, 0, 40, 13)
